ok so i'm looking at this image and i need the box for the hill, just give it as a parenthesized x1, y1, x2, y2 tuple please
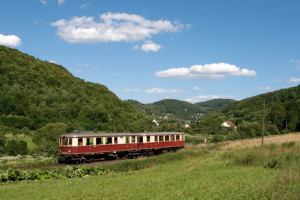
(0, 46, 152, 132)
(126, 98, 235, 121)
(195, 99, 236, 113)
(195, 85, 300, 137)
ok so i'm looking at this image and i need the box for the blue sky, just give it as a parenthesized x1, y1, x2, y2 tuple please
(1, 0, 300, 103)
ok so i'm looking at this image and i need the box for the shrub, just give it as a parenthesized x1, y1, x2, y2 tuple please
(281, 141, 296, 148)
(33, 123, 67, 155)
(211, 135, 225, 143)
(5, 139, 27, 156)
(226, 133, 241, 141)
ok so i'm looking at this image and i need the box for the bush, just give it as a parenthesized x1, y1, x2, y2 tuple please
(226, 133, 241, 141)
(185, 135, 204, 145)
(5, 139, 27, 156)
(211, 135, 225, 143)
(33, 123, 67, 155)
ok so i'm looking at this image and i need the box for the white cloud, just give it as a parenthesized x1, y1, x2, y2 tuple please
(49, 60, 56, 64)
(288, 77, 300, 83)
(0, 34, 22, 47)
(155, 63, 256, 80)
(40, 0, 47, 4)
(51, 12, 183, 44)
(70, 68, 82, 73)
(141, 41, 161, 52)
(93, 65, 100, 70)
(290, 59, 300, 65)
(115, 89, 141, 93)
(58, 0, 65, 5)
(258, 86, 271, 90)
(193, 86, 203, 92)
(145, 88, 187, 94)
(80, 3, 89, 9)
(185, 95, 235, 103)
(134, 40, 162, 52)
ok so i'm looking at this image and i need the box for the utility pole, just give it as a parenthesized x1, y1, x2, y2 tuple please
(262, 99, 265, 145)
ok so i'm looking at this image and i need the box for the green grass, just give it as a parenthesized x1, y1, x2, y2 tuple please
(1, 144, 299, 200)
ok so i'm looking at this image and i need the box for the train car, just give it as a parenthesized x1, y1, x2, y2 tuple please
(58, 132, 185, 163)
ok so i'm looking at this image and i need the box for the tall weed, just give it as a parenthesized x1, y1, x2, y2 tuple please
(222, 142, 300, 170)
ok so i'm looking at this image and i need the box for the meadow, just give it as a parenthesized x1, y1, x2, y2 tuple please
(0, 133, 299, 200)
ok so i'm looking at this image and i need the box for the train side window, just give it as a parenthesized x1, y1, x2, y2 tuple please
(159, 136, 163, 142)
(78, 138, 83, 146)
(176, 135, 180, 141)
(137, 136, 143, 143)
(170, 135, 174, 141)
(147, 136, 150, 142)
(96, 138, 102, 145)
(68, 138, 72, 146)
(106, 137, 112, 144)
(165, 135, 170, 141)
(155, 136, 158, 142)
(113, 137, 118, 144)
(125, 137, 129, 143)
(85, 138, 93, 145)
(131, 136, 136, 143)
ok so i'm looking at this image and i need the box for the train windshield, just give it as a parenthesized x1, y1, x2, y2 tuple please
(60, 137, 71, 146)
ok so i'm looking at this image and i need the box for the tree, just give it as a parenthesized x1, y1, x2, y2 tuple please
(5, 139, 27, 155)
(0, 132, 7, 154)
(33, 123, 67, 155)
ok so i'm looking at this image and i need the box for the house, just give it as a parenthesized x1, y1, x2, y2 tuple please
(221, 121, 237, 132)
(184, 123, 190, 129)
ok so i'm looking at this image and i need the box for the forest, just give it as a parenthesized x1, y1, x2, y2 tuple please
(188, 85, 300, 141)
(126, 98, 235, 121)
(0, 45, 153, 135)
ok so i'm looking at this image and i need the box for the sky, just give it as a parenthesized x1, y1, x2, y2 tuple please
(1, 0, 300, 104)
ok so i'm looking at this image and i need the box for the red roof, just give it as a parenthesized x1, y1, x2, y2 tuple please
(225, 121, 237, 127)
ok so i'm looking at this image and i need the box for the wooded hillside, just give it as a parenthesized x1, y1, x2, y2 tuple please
(0, 46, 152, 133)
(126, 99, 235, 121)
(193, 85, 300, 138)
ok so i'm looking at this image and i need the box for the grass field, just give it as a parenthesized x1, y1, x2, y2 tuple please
(0, 133, 299, 200)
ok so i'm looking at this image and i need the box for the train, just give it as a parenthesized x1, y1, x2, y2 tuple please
(58, 132, 185, 163)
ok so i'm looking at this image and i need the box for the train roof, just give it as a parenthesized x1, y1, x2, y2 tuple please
(60, 132, 184, 138)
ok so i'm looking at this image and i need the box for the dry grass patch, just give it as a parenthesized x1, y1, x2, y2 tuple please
(220, 132, 300, 150)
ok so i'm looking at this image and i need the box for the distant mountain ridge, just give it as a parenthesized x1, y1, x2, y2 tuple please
(126, 98, 235, 121)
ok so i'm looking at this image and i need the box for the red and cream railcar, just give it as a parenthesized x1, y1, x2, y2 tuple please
(58, 132, 185, 163)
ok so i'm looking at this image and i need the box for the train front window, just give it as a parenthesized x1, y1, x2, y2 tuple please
(61, 138, 67, 146)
